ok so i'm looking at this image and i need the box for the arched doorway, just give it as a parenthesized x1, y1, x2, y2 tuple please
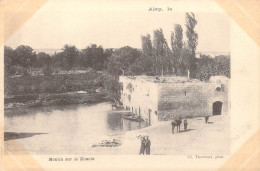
(213, 101, 223, 115)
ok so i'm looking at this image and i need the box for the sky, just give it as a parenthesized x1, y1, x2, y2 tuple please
(5, 0, 230, 52)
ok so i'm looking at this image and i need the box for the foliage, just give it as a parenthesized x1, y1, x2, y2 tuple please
(185, 12, 198, 78)
(103, 48, 114, 70)
(185, 12, 198, 55)
(14, 45, 37, 68)
(62, 44, 79, 70)
(5, 72, 103, 95)
(79, 44, 109, 70)
(140, 34, 155, 74)
(4, 45, 37, 76)
(4, 46, 17, 75)
(180, 43, 196, 77)
(212, 55, 230, 77)
(4, 10, 231, 104)
(36, 52, 51, 68)
(194, 55, 214, 81)
(103, 74, 120, 101)
(195, 55, 230, 81)
(170, 24, 183, 74)
(43, 66, 53, 76)
(52, 52, 65, 69)
(107, 46, 141, 76)
(153, 28, 171, 75)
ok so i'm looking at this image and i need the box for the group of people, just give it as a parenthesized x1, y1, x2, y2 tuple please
(171, 115, 210, 134)
(139, 136, 151, 155)
(138, 115, 210, 155)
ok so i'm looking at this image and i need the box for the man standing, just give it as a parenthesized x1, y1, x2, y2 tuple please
(139, 136, 146, 155)
(205, 116, 209, 124)
(145, 136, 151, 155)
(171, 121, 175, 134)
(184, 118, 188, 131)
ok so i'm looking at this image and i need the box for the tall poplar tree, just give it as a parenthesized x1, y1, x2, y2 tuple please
(153, 28, 169, 76)
(185, 12, 198, 78)
(171, 24, 183, 74)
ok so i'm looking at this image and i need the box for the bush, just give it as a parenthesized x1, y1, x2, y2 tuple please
(195, 55, 230, 81)
(5, 72, 103, 95)
(103, 74, 120, 101)
(43, 66, 52, 76)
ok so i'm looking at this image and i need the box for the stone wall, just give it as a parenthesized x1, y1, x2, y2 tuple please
(119, 76, 159, 125)
(158, 77, 229, 120)
(119, 76, 229, 124)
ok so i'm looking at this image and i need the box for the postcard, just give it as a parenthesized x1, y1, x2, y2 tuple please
(1, 0, 259, 170)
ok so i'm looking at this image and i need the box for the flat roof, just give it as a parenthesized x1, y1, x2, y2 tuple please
(120, 75, 202, 84)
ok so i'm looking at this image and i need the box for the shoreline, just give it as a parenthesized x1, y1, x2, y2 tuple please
(4, 91, 110, 110)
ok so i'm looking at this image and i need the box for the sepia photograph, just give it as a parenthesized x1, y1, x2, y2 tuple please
(3, 0, 260, 170)
(3, 1, 232, 156)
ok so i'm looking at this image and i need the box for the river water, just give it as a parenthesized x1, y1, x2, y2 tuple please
(4, 102, 147, 154)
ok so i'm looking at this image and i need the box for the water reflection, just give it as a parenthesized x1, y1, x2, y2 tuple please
(4, 103, 149, 154)
(106, 112, 123, 132)
(107, 112, 148, 132)
(5, 103, 148, 137)
(122, 117, 148, 131)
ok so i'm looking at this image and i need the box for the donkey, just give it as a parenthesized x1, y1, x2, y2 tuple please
(171, 117, 182, 134)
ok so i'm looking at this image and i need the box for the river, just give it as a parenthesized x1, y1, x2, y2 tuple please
(4, 102, 147, 154)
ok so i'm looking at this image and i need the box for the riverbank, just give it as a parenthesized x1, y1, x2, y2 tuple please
(4, 103, 230, 155)
(4, 91, 107, 110)
(4, 71, 119, 110)
(88, 114, 230, 155)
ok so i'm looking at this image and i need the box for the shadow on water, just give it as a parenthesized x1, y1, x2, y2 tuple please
(179, 129, 196, 133)
(122, 118, 148, 131)
(4, 132, 47, 141)
(107, 111, 148, 132)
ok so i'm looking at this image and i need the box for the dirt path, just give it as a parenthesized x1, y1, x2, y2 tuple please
(87, 114, 230, 155)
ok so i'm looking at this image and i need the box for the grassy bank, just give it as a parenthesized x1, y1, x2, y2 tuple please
(4, 71, 118, 109)
(4, 92, 107, 109)
(5, 71, 103, 95)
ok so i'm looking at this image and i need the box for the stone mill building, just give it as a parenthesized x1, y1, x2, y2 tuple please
(119, 76, 230, 126)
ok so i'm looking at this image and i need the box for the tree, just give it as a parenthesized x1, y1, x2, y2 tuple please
(195, 55, 214, 81)
(52, 51, 65, 69)
(185, 12, 198, 78)
(180, 43, 193, 77)
(79, 48, 93, 68)
(140, 34, 155, 75)
(153, 28, 170, 76)
(103, 48, 114, 70)
(194, 55, 230, 81)
(36, 52, 51, 67)
(171, 24, 183, 74)
(14, 45, 37, 69)
(142, 34, 153, 57)
(36, 52, 52, 75)
(4, 46, 16, 74)
(62, 44, 79, 70)
(79, 44, 107, 70)
(107, 46, 141, 76)
(212, 55, 230, 78)
(103, 74, 121, 101)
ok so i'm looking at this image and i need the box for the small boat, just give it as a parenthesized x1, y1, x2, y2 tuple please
(123, 114, 144, 122)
